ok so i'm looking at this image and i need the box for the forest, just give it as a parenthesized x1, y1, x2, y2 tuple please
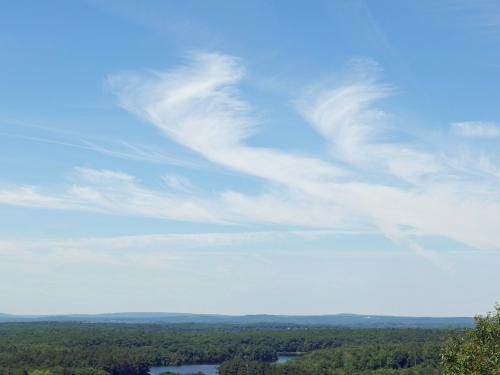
(0, 322, 447, 375)
(0, 306, 498, 375)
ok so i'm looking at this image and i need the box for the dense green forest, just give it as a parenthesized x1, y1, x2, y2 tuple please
(0, 323, 447, 375)
(1, 307, 498, 375)
(218, 341, 442, 375)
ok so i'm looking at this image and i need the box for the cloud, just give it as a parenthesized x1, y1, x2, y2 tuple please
(298, 69, 442, 184)
(0, 186, 79, 210)
(162, 174, 195, 192)
(451, 121, 500, 138)
(107, 53, 500, 253)
(1, 52, 500, 265)
(81, 140, 196, 166)
(108, 53, 345, 191)
(1, 119, 197, 167)
(0, 167, 359, 230)
(0, 230, 343, 269)
(0, 167, 223, 223)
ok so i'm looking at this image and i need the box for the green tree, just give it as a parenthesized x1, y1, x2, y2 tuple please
(441, 304, 500, 374)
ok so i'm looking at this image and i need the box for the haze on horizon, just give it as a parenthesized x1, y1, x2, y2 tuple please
(0, 0, 499, 317)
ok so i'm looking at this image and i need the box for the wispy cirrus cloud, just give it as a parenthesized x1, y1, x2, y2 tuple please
(0, 166, 358, 230)
(0, 167, 222, 223)
(298, 67, 442, 184)
(162, 174, 196, 192)
(108, 53, 346, 189)
(0, 230, 348, 270)
(0, 186, 79, 210)
(451, 121, 500, 138)
(106, 53, 500, 252)
(0, 119, 199, 167)
(1, 52, 500, 267)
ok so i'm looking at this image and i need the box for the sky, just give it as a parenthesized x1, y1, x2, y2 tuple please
(1, 0, 499, 317)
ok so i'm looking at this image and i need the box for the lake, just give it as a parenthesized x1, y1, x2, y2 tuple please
(274, 354, 302, 364)
(149, 354, 302, 375)
(150, 364, 219, 375)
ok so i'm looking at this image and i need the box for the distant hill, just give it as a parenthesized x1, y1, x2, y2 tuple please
(0, 312, 474, 328)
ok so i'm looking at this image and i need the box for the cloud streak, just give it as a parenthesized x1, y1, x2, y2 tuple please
(451, 121, 500, 138)
(0, 230, 346, 271)
(1, 119, 198, 167)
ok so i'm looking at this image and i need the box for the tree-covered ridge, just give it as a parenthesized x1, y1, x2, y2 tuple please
(0, 313, 473, 328)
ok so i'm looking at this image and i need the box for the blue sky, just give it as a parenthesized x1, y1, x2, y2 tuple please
(1, 0, 499, 316)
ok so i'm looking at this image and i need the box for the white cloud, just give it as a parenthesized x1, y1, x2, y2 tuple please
(108, 53, 500, 252)
(451, 121, 500, 138)
(299, 73, 442, 183)
(81, 140, 195, 166)
(0, 230, 343, 269)
(1, 53, 500, 264)
(1, 119, 195, 167)
(0, 186, 79, 210)
(162, 174, 195, 192)
(0, 167, 223, 223)
(0, 168, 359, 230)
(108, 53, 345, 192)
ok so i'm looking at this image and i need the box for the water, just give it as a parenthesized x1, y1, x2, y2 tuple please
(275, 355, 302, 364)
(149, 354, 302, 375)
(149, 364, 219, 375)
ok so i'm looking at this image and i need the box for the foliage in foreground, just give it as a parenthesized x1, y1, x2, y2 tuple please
(441, 305, 500, 375)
